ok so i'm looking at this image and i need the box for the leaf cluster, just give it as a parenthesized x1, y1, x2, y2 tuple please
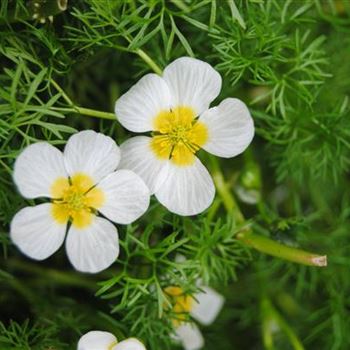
(0, 1, 350, 350)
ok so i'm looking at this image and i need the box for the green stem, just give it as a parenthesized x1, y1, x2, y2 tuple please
(206, 197, 221, 222)
(210, 156, 244, 224)
(237, 229, 327, 267)
(3, 273, 38, 304)
(51, 51, 160, 121)
(51, 79, 74, 106)
(50, 106, 117, 120)
(261, 298, 305, 350)
(0, 159, 12, 174)
(52, 106, 115, 120)
(171, 0, 191, 12)
(209, 157, 326, 267)
(135, 49, 163, 75)
(122, 26, 162, 75)
(7, 259, 97, 290)
(75, 106, 116, 120)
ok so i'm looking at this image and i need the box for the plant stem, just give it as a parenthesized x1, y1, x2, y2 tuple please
(51, 52, 160, 121)
(0, 159, 12, 174)
(171, 0, 191, 12)
(209, 156, 326, 267)
(51, 79, 74, 106)
(75, 106, 116, 120)
(237, 229, 327, 267)
(50, 79, 116, 120)
(51, 106, 116, 120)
(206, 197, 221, 222)
(135, 49, 163, 75)
(7, 258, 97, 290)
(261, 297, 305, 350)
(210, 156, 244, 224)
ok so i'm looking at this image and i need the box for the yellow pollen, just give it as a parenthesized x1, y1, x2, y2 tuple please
(151, 106, 208, 166)
(50, 173, 105, 229)
(164, 286, 194, 326)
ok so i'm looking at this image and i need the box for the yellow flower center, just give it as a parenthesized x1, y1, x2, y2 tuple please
(151, 106, 208, 166)
(50, 173, 105, 229)
(164, 286, 194, 326)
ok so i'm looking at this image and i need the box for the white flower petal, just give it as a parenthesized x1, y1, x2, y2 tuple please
(119, 136, 169, 195)
(97, 170, 150, 225)
(64, 130, 120, 183)
(199, 98, 254, 158)
(191, 286, 224, 326)
(10, 203, 66, 260)
(13, 142, 67, 199)
(66, 217, 119, 273)
(78, 330, 117, 350)
(155, 158, 215, 216)
(163, 57, 222, 116)
(115, 73, 172, 132)
(175, 323, 204, 350)
(113, 338, 146, 350)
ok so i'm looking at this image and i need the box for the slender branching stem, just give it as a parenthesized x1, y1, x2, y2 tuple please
(210, 156, 245, 224)
(171, 0, 191, 12)
(210, 156, 327, 267)
(7, 258, 98, 290)
(237, 229, 327, 267)
(50, 79, 75, 107)
(50, 50, 161, 122)
(74, 106, 116, 120)
(135, 49, 163, 75)
(50, 81, 116, 120)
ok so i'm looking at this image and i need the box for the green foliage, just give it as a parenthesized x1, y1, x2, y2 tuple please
(0, 319, 71, 350)
(0, 0, 350, 349)
(212, 2, 330, 113)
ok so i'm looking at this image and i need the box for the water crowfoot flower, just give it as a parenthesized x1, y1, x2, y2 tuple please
(165, 285, 224, 350)
(78, 331, 146, 350)
(115, 57, 254, 216)
(10, 130, 150, 273)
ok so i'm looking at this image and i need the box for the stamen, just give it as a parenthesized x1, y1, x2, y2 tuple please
(164, 286, 194, 326)
(151, 106, 208, 166)
(50, 173, 104, 228)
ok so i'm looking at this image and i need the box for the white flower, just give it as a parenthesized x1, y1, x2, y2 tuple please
(165, 285, 224, 350)
(115, 57, 254, 216)
(77, 330, 146, 350)
(10, 130, 150, 273)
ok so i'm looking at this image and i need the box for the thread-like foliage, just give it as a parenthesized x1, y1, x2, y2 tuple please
(1, 1, 350, 349)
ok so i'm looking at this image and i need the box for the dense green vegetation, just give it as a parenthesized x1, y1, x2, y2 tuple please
(1, 0, 350, 349)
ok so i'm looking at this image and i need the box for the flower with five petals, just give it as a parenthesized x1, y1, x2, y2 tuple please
(10, 130, 150, 273)
(115, 57, 254, 216)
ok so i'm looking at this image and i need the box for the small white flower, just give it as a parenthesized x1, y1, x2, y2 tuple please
(165, 285, 224, 350)
(10, 130, 150, 273)
(115, 57, 254, 216)
(77, 330, 146, 350)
